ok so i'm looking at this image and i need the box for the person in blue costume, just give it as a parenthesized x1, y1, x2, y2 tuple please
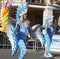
(12, 15, 30, 59)
(11, 0, 29, 59)
(43, 16, 54, 57)
(47, 21, 54, 43)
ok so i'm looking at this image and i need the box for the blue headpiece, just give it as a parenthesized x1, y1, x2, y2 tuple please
(16, 2, 28, 21)
(46, 16, 54, 23)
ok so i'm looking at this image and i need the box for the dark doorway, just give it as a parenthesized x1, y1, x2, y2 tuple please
(35, 14, 43, 25)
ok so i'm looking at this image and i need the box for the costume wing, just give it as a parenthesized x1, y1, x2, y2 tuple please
(6, 23, 15, 51)
(6, 23, 18, 55)
(31, 25, 45, 47)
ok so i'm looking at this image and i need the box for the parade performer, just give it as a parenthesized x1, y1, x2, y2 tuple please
(12, 15, 30, 59)
(33, 16, 54, 57)
(11, 0, 29, 59)
(43, 16, 54, 57)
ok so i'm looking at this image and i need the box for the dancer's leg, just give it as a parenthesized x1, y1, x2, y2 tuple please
(18, 40, 27, 59)
(44, 34, 53, 57)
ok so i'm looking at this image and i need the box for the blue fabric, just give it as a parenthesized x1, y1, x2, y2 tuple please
(11, 25, 18, 56)
(47, 26, 53, 39)
(15, 25, 28, 42)
(44, 33, 50, 54)
(11, 25, 27, 59)
(18, 40, 27, 59)
(43, 26, 53, 54)
(47, 27, 52, 39)
(42, 16, 54, 55)
(39, 26, 51, 54)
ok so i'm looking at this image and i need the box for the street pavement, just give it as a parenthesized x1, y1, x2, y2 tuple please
(0, 49, 60, 59)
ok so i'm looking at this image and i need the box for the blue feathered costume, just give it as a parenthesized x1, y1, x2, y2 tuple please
(43, 16, 54, 57)
(11, 1, 28, 59)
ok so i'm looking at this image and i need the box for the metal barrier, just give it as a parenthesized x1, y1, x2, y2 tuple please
(0, 31, 42, 50)
(0, 32, 11, 49)
(27, 38, 42, 51)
